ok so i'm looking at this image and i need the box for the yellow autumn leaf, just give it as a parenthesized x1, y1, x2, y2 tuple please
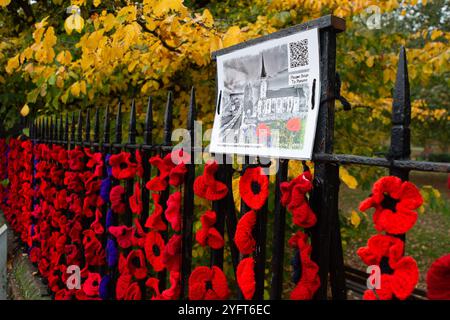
(56, 50, 72, 65)
(93, 0, 101, 7)
(339, 167, 358, 189)
(70, 81, 81, 97)
(0, 0, 11, 7)
(65, 13, 84, 35)
(223, 26, 242, 47)
(20, 104, 30, 117)
(232, 176, 241, 211)
(431, 29, 443, 41)
(350, 210, 361, 228)
(6, 54, 20, 74)
(366, 56, 374, 68)
(202, 9, 214, 27)
(71, 0, 86, 5)
(80, 80, 87, 95)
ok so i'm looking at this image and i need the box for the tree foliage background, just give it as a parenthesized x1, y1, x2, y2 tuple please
(0, 0, 448, 185)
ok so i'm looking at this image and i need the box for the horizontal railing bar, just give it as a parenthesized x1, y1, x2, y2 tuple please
(30, 138, 449, 173)
(313, 153, 450, 173)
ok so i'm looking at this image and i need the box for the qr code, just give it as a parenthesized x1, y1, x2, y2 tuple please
(288, 39, 309, 69)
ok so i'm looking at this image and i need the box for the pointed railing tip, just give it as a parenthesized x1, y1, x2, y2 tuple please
(94, 108, 100, 143)
(129, 99, 137, 143)
(144, 97, 153, 145)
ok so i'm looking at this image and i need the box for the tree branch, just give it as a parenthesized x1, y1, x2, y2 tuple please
(136, 19, 182, 53)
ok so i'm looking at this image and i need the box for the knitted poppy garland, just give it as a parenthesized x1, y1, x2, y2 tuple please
(189, 160, 229, 300)
(234, 165, 269, 300)
(357, 176, 423, 300)
(280, 166, 320, 300)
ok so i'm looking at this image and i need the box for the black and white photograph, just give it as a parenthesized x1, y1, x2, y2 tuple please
(210, 28, 321, 160)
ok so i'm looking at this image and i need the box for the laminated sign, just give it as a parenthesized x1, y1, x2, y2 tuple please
(210, 28, 321, 160)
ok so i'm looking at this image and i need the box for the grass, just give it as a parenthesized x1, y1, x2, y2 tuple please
(340, 170, 450, 291)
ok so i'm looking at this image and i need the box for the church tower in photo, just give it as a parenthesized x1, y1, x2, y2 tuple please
(259, 54, 267, 99)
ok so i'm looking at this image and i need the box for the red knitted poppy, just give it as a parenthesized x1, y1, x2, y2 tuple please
(165, 191, 182, 232)
(90, 209, 104, 235)
(110, 185, 126, 214)
(162, 234, 182, 272)
(108, 225, 134, 249)
(234, 210, 256, 255)
(146, 271, 181, 300)
(288, 231, 320, 300)
(144, 193, 167, 231)
(144, 231, 166, 272)
(116, 274, 133, 300)
(195, 210, 224, 250)
(145, 154, 174, 191)
(280, 171, 316, 228)
(124, 282, 142, 300)
(126, 249, 148, 280)
(188, 266, 230, 300)
(357, 234, 419, 300)
(109, 152, 137, 180)
(359, 176, 423, 234)
(129, 181, 143, 215)
(193, 161, 228, 201)
(82, 272, 101, 297)
(239, 167, 268, 210)
(426, 254, 450, 300)
(237, 257, 256, 300)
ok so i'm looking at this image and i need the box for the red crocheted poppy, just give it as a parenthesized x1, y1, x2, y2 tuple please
(68, 147, 85, 171)
(363, 257, 419, 300)
(29, 247, 41, 263)
(116, 274, 132, 300)
(196, 210, 224, 250)
(162, 234, 182, 272)
(234, 210, 256, 255)
(144, 231, 166, 272)
(90, 209, 104, 235)
(357, 234, 419, 300)
(165, 191, 182, 232)
(146, 271, 181, 300)
(135, 149, 144, 178)
(426, 254, 450, 300)
(126, 249, 148, 280)
(82, 272, 101, 297)
(145, 154, 174, 191)
(280, 171, 317, 228)
(84, 148, 103, 177)
(169, 162, 187, 187)
(110, 185, 126, 214)
(129, 181, 142, 215)
(193, 161, 228, 201)
(65, 244, 80, 266)
(109, 225, 134, 249)
(237, 257, 256, 300)
(82, 230, 106, 266)
(109, 152, 137, 180)
(288, 231, 320, 300)
(124, 282, 142, 300)
(359, 176, 423, 234)
(357, 234, 404, 267)
(145, 193, 167, 231)
(239, 167, 268, 210)
(188, 266, 230, 300)
(280, 171, 313, 206)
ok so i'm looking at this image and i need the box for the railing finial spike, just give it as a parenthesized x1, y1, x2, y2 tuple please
(144, 96, 153, 145)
